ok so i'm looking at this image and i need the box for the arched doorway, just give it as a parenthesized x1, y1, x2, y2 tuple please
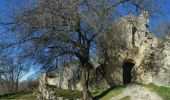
(122, 61, 135, 85)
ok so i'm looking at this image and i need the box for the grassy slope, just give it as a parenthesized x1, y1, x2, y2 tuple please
(47, 85, 124, 99)
(48, 85, 123, 100)
(14, 92, 36, 100)
(93, 87, 124, 100)
(0, 83, 169, 100)
(0, 91, 36, 100)
(0, 86, 123, 99)
(144, 83, 170, 100)
(120, 96, 131, 100)
(98, 83, 170, 100)
(47, 85, 83, 99)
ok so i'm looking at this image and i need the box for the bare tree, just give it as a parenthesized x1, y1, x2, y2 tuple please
(0, 56, 30, 94)
(0, 0, 167, 99)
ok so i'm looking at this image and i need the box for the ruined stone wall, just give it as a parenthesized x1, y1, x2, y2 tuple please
(38, 63, 82, 99)
(103, 11, 156, 86)
(39, 61, 109, 94)
(39, 12, 156, 92)
(39, 62, 82, 91)
(38, 12, 170, 97)
(151, 37, 170, 87)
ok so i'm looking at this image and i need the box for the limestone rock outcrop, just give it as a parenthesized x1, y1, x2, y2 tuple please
(103, 11, 156, 86)
(38, 11, 170, 99)
(151, 36, 170, 87)
(103, 11, 170, 87)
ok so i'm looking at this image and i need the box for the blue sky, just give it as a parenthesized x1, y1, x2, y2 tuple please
(0, 0, 40, 78)
(0, 0, 170, 81)
(0, 0, 170, 39)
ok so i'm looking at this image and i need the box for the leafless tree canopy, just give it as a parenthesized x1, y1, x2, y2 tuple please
(0, 56, 30, 94)
(0, 0, 168, 99)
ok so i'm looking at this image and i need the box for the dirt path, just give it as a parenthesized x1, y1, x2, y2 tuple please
(111, 84, 163, 100)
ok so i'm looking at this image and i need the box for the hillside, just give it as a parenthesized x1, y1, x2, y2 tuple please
(95, 83, 170, 100)
(0, 91, 36, 100)
(0, 83, 169, 100)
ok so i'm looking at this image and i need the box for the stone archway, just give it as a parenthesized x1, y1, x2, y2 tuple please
(122, 60, 135, 85)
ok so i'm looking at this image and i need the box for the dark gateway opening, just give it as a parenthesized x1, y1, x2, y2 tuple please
(122, 62, 135, 85)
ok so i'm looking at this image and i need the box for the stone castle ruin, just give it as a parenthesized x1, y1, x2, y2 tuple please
(38, 11, 170, 99)
(104, 11, 157, 86)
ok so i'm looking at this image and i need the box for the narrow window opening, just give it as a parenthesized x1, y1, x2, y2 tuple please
(132, 26, 137, 46)
(146, 24, 149, 28)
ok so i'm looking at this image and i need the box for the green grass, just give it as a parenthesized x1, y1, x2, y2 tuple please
(94, 86, 124, 100)
(13, 92, 36, 100)
(144, 83, 170, 100)
(120, 96, 131, 100)
(0, 91, 36, 100)
(47, 85, 83, 99)
(48, 85, 123, 100)
(2, 83, 168, 100)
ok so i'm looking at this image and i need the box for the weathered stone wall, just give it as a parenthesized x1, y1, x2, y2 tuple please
(151, 37, 170, 87)
(47, 64, 82, 90)
(39, 62, 82, 92)
(38, 62, 109, 99)
(38, 12, 156, 93)
(103, 11, 155, 86)
(39, 61, 109, 93)
(38, 11, 170, 98)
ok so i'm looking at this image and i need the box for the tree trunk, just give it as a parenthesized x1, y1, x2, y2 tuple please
(82, 63, 93, 100)
(15, 79, 19, 92)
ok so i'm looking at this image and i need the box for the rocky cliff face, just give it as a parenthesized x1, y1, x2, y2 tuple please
(38, 62, 82, 99)
(38, 11, 170, 99)
(103, 11, 156, 86)
(151, 36, 170, 87)
(47, 63, 82, 90)
(39, 61, 109, 92)
(38, 73, 55, 99)
(39, 62, 82, 91)
(38, 62, 109, 99)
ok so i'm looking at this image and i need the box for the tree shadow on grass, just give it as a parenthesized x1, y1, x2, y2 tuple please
(93, 87, 115, 100)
